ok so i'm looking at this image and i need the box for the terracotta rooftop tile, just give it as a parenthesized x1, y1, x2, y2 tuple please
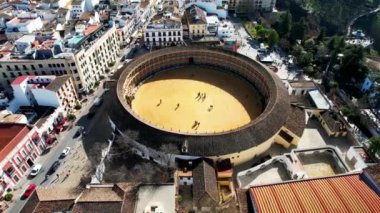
(250, 174, 380, 212)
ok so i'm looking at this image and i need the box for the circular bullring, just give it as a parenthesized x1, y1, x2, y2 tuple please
(114, 47, 290, 157)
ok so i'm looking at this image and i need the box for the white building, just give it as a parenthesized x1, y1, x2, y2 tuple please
(5, 15, 43, 40)
(144, 12, 183, 47)
(10, 75, 78, 112)
(71, 0, 86, 19)
(205, 15, 219, 35)
(285, 80, 317, 96)
(135, 184, 176, 213)
(186, 0, 227, 19)
(14, 35, 35, 54)
(217, 20, 237, 41)
(234, 0, 276, 15)
(0, 24, 120, 93)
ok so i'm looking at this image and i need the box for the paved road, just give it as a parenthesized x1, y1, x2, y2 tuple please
(7, 87, 105, 213)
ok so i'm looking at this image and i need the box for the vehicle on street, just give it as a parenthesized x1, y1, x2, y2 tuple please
(73, 129, 81, 138)
(87, 110, 96, 119)
(94, 97, 103, 106)
(109, 69, 116, 75)
(117, 64, 123, 70)
(60, 147, 71, 158)
(22, 184, 37, 199)
(46, 160, 61, 176)
(29, 164, 42, 177)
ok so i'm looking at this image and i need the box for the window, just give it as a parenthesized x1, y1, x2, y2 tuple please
(21, 150, 27, 158)
(31, 65, 35, 70)
(15, 65, 19, 70)
(10, 72, 15, 78)
(6, 167, 14, 175)
(38, 64, 43, 68)
(26, 72, 30, 75)
(15, 156, 22, 165)
(2, 73, 7, 78)
(279, 130, 294, 143)
(21, 166, 26, 172)
(48, 64, 52, 68)
(13, 175, 19, 182)
(27, 143, 33, 151)
(6, 65, 11, 70)
(42, 71, 46, 75)
(22, 65, 27, 70)
(61, 63, 65, 67)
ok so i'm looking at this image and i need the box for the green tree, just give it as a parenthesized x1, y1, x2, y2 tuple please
(4, 193, 13, 201)
(317, 27, 326, 42)
(289, 20, 306, 42)
(268, 29, 280, 47)
(298, 51, 314, 66)
(291, 44, 304, 58)
(74, 104, 82, 110)
(256, 28, 268, 40)
(369, 136, 380, 156)
(67, 113, 76, 121)
(338, 45, 368, 83)
(280, 10, 292, 36)
(304, 38, 315, 50)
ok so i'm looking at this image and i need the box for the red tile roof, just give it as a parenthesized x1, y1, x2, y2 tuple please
(84, 24, 101, 36)
(11, 76, 32, 85)
(250, 174, 380, 212)
(0, 123, 31, 162)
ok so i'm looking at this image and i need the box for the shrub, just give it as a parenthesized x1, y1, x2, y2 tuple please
(108, 61, 115, 67)
(67, 113, 76, 121)
(4, 193, 13, 201)
(89, 89, 94, 94)
(105, 68, 110, 73)
(94, 81, 100, 87)
(74, 104, 82, 110)
(99, 75, 105, 80)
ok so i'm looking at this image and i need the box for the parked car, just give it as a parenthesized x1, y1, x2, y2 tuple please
(22, 184, 37, 199)
(87, 110, 96, 119)
(94, 97, 103, 107)
(60, 147, 71, 158)
(73, 129, 81, 138)
(29, 164, 42, 177)
(46, 161, 61, 176)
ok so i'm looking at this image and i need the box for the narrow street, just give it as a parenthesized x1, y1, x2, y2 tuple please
(7, 84, 106, 213)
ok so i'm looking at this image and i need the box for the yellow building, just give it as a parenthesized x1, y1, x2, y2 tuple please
(185, 5, 207, 39)
(275, 104, 306, 148)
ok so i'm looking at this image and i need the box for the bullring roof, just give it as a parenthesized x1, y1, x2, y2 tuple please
(110, 47, 292, 156)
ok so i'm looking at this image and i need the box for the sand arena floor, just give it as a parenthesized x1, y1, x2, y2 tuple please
(131, 66, 263, 134)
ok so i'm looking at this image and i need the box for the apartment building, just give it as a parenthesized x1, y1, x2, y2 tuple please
(185, 5, 207, 38)
(144, 3, 183, 47)
(11, 75, 78, 112)
(0, 24, 120, 93)
(0, 123, 47, 194)
(71, 0, 86, 19)
(5, 14, 43, 41)
(234, 0, 276, 15)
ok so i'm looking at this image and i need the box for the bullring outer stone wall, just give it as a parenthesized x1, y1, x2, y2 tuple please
(112, 47, 291, 157)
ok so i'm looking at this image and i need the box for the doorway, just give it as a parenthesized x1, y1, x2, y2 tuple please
(27, 159, 34, 167)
